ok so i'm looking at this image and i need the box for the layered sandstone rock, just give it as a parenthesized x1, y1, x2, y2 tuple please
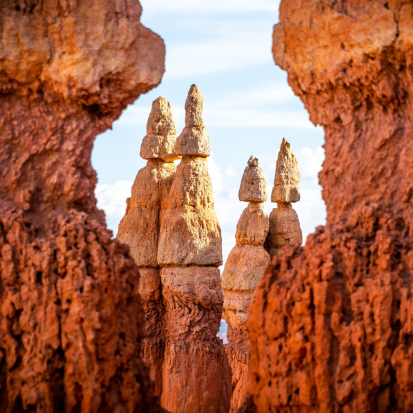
(158, 85, 230, 413)
(117, 97, 179, 398)
(0, 1, 165, 412)
(222, 158, 270, 412)
(247, 1, 413, 412)
(266, 139, 302, 259)
(119, 85, 230, 412)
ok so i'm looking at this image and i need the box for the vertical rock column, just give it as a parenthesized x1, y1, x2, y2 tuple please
(222, 157, 271, 412)
(247, 2, 413, 412)
(157, 85, 231, 413)
(266, 138, 302, 259)
(117, 97, 179, 396)
(0, 1, 165, 411)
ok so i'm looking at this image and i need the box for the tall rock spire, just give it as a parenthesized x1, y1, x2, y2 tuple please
(266, 138, 302, 258)
(222, 157, 271, 412)
(156, 85, 230, 412)
(117, 96, 179, 398)
(271, 138, 300, 203)
(157, 84, 221, 265)
(174, 84, 210, 157)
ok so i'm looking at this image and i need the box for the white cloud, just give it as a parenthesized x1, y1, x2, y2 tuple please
(225, 165, 237, 177)
(298, 146, 324, 183)
(95, 181, 132, 236)
(141, 0, 280, 13)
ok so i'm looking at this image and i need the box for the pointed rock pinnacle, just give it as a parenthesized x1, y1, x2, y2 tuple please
(140, 96, 180, 162)
(174, 84, 210, 157)
(271, 138, 300, 203)
(239, 156, 268, 203)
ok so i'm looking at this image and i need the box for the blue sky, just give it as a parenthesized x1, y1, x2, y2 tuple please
(92, 0, 326, 265)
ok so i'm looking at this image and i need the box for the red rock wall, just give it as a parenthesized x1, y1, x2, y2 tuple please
(247, 1, 413, 412)
(0, 1, 165, 411)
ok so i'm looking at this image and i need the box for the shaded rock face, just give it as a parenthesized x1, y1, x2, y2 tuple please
(222, 159, 270, 412)
(247, 1, 413, 412)
(118, 86, 230, 413)
(0, 1, 165, 412)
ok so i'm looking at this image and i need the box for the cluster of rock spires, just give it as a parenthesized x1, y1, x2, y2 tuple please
(118, 82, 305, 411)
(221, 143, 302, 411)
(118, 85, 231, 413)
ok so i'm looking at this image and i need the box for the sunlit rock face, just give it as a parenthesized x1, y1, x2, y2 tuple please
(0, 1, 165, 411)
(246, 1, 413, 412)
(222, 157, 270, 412)
(265, 139, 303, 260)
(118, 85, 231, 413)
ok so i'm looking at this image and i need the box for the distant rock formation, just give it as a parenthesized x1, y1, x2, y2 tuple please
(117, 96, 179, 398)
(119, 85, 231, 413)
(222, 157, 270, 412)
(0, 0, 165, 411)
(265, 138, 302, 259)
(247, 1, 413, 412)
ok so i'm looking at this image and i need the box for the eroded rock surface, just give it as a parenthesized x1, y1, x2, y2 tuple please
(247, 1, 413, 412)
(119, 86, 230, 413)
(0, 1, 165, 411)
(117, 96, 179, 402)
(222, 158, 270, 412)
(266, 139, 302, 260)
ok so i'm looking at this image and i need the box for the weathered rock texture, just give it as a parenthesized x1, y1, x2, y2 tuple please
(266, 139, 302, 259)
(247, 1, 413, 412)
(159, 85, 229, 413)
(271, 138, 300, 204)
(117, 96, 179, 400)
(0, 1, 165, 412)
(222, 158, 270, 412)
(119, 86, 230, 413)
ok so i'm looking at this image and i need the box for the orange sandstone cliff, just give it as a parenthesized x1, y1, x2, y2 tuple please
(247, 1, 413, 412)
(0, 1, 165, 411)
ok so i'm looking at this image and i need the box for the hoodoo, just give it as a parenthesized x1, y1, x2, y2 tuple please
(0, 0, 165, 411)
(158, 85, 230, 413)
(119, 85, 231, 413)
(117, 96, 179, 397)
(222, 157, 270, 412)
(247, 1, 413, 412)
(266, 138, 302, 259)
